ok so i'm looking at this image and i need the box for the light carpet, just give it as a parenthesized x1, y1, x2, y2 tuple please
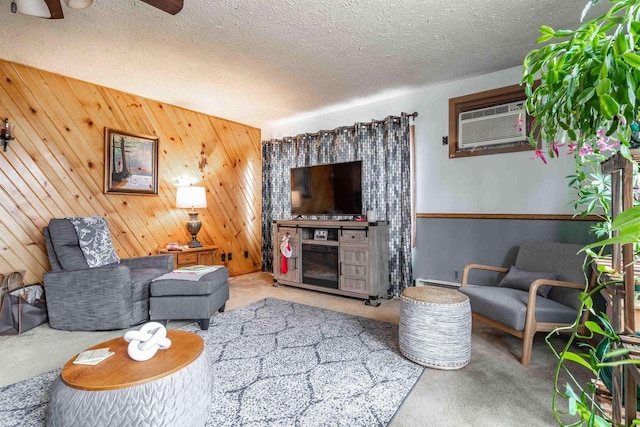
(0, 298, 424, 426)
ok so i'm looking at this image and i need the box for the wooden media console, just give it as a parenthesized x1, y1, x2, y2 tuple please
(272, 220, 389, 305)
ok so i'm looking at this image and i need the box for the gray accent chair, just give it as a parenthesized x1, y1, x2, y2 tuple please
(43, 218, 174, 331)
(459, 241, 589, 366)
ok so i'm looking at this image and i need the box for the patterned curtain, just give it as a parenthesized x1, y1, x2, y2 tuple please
(261, 114, 412, 295)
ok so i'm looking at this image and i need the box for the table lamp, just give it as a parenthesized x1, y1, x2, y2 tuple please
(176, 186, 207, 248)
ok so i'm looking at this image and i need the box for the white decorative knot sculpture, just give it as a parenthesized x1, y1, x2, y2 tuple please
(123, 322, 172, 361)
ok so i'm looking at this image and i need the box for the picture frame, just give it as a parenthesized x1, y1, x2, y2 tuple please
(104, 128, 159, 195)
(314, 229, 328, 240)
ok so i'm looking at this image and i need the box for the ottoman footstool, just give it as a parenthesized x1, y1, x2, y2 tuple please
(399, 286, 471, 370)
(149, 266, 230, 330)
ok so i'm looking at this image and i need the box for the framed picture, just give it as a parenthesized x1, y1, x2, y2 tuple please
(314, 229, 328, 240)
(104, 128, 159, 195)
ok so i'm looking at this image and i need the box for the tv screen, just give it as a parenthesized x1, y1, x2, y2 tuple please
(291, 161, 362, 216)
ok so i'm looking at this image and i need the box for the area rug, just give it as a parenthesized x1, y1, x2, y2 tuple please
(0, 298, 424, 426)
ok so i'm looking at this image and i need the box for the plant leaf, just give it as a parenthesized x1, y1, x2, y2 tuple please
(602, 347, 634, 359)
(623, 52, 640, 68)
(581, 1, 593, 22)
(539, 25, 555, 35)
(599, 93, 619, 118)
(562, 351, 597, 374)
(607, 16, 625, 25)
(594, 415, 612, 427)
(596, 78, 611, 96)
(610, 205, 640, 230)
(577, 87, 596, 104)
(615, 32, 629, 55)
(568, 393, 578, 416)
(627, 72, 636, 106)
(585, 320, 607, 336)
(554, 29, 574, 38)
(583, 232, 640, 249)
(537, 34, 554, 44)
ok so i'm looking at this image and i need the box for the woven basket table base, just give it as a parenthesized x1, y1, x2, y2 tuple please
(399, 287, 471, 370)
(47, 334, 211, 427)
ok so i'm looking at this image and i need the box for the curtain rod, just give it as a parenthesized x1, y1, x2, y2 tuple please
(274, 112, 418, 141)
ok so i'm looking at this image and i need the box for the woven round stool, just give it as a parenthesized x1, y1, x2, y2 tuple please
(399, 286, 471, 370)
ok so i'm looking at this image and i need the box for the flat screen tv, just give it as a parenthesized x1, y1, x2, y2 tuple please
(291, 160, 362, 216)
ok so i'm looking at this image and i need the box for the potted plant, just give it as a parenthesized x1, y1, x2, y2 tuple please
(522, 0, 640, 425)
(523, 0, 640, 161)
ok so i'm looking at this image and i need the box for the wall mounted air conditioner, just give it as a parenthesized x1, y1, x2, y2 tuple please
(458, 101, 527, 149)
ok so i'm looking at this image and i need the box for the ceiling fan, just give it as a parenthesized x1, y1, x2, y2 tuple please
(10, 0, 184, 19)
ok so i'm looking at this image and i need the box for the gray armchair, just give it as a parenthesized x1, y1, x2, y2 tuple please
(459, 241, 589, 366)
(43, 218, 173, 331)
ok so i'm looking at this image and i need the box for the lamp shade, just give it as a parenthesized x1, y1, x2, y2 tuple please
(176, 186, 207, 209)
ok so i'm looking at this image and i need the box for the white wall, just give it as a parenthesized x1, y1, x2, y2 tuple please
(263, 66, 577, 215)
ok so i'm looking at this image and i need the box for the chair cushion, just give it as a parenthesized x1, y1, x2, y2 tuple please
(459, 285, 578, 331)
(43, 227, 62, 271)
(151, 268, 230, 297)
(47, 219, 89, 270)
(498, 266, 558, 298)
(515, 242, 585, 284)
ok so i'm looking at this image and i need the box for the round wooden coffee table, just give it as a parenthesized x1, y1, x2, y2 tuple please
(47, 330, 211, 427)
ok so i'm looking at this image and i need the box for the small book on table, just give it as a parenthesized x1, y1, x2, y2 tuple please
(73, 348, 115, 365)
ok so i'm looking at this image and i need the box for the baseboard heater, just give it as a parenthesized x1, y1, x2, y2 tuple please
(414, 278, 461, 288)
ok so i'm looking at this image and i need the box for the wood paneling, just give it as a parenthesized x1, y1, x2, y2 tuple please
(0, 59, 262, 282)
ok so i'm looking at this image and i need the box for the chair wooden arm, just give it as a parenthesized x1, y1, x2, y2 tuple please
(525, 278, 588, 336)
(527, 279, 586, 319)
(461, 263, 509, 286)
(517, 278, 588, 366)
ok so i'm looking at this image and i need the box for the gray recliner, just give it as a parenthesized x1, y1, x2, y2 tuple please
(459, 241, 589, 366)
(43, 218, 173, 331)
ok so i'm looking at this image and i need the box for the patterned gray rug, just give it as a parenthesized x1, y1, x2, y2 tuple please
(0, 298, 423, 426)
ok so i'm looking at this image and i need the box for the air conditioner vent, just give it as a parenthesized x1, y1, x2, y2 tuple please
(458, 101, 527, 149)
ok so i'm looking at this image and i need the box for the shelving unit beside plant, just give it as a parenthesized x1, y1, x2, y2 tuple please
(598, 151, 640, 425)
(595, 256, 640, 332)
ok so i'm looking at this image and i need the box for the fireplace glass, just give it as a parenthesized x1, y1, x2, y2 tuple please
(301, 244, 338, 289)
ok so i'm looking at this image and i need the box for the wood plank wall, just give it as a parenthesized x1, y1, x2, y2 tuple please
(0, 59, 262, 283)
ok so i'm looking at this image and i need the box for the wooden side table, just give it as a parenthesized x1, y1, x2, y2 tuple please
(158, 245, 220, 269)
(48, 330, 211, 426)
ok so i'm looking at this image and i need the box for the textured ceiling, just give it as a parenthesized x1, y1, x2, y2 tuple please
(0, 0, 608, 128)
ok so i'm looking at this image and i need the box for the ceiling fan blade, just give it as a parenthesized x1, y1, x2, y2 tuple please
(140, 0, 183, 15)
(44, 0, 64, 19)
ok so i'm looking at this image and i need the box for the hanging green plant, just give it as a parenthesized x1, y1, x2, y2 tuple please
(522, 0, 640, 165)
(522, 1, 640, 425)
